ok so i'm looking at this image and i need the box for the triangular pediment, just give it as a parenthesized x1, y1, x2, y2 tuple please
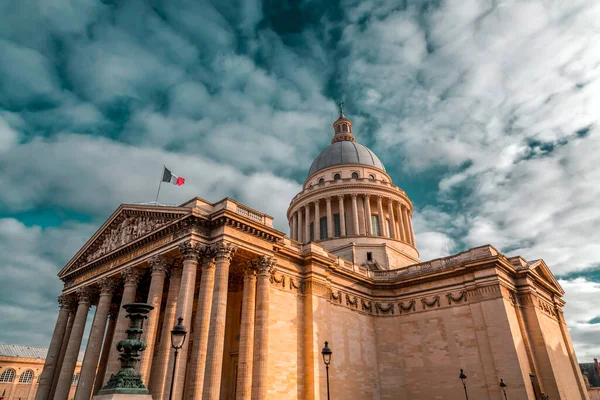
(59, 204, 192, 278)
(528, 259, 564, 295)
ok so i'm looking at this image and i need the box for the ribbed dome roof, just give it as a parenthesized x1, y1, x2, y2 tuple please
(308, 141, 386, 176)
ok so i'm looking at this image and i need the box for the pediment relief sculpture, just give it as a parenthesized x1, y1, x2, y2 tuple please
(84, 215, 173, 263)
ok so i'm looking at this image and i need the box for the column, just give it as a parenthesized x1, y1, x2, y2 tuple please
(54, 287, 91, 400)
(304, 204, 311, 242)
(408, 211, 416, 245)
(387, 199, 397, 239)
(203, 241, 237, 400)
(236, 263, 257, 400)
(251, 255, 276, 400)
(376, 195, 386, 237)
(187, 246, 217, 399)
(150, 263, 182, 398)
(364, 194, 373, 235)
(313, 200, 320, 241)
(139, 255, 168, 385)
(351, 194, 359, 236)
(105, 267, 143, 382)
(75, 278, 117, 400)
(49, 306, 76, 399)
(297, 209, 303, 243)
(35, 295, 73, 400)
(167, 241, 201, 400)
(396, 203, 406, 242)
(326, 197, 333, 238)
(291, 213, 297, 241)
(402, 206, 412, 245)
(93, 306, 118, 396)
(338, 195, 346, 237)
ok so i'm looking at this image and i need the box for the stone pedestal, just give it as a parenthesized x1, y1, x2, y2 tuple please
(93, 394, 153, 400)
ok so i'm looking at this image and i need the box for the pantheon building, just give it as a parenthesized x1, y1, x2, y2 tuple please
(36, 111, 588, 400)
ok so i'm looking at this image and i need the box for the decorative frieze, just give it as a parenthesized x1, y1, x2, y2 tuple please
(269, 271, 285, 288)
(346, 294, 358, 308)
(447, 290, 467, 305)
(330, 290, 342, 304)
(399, 300, 416, 313)
(421, 295, 440, 309)
(375, 302, 395, 315)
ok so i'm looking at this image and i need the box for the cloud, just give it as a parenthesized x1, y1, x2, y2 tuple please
(559, 278, 600, 361)
(0, 218, 96, 346)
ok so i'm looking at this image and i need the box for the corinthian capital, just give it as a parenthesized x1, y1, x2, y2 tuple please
(148, 254, 168, 274)
(179, 240, 201, 261)
(122, 267, 143, 285)
(76, 286, 93, 303)
(256, 255, 276, 276)
(98, 277, 119, 295)
(58, 294, 76, 311)
(199, 245, 217, 268)
(214, 241, 238, 261)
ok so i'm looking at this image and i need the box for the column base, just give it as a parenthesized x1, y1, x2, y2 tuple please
(93, 395, 153, 400)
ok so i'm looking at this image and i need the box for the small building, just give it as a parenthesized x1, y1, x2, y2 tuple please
(0, 344, 82, 400)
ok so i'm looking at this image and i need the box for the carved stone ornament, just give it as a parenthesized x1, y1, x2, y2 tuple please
(269, 270, 285, 287)
(85, 215, 172, 263)
(375, 302, 395, 315)
(421, 295, 440, 309)
(256, 255, 276, 276)
(179, 240, 202, 261)
(361, 299, 373, 313)
(330, 290, 342, 304)
(399, 300, 416, 313)
(214, 242, 238, 262)
(122, 267, 143, 285)
(199, 245, 217, 267)
(98, 277, 119, 294)
(148, 255, 168, 274)
(446, 290, 467, 305)
(243, 262, 258, 278)
(76, 286, 93, 303)
(346, 294, 358, 308)
(58, 294, 77, 311)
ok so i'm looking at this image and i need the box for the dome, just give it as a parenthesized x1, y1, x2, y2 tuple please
(308, 141, 386, 176)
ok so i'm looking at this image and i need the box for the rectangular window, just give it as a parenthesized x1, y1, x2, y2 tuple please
(371, 215, 380, 236)
(320, 217, 327, 239)
(367, 252, 373, 261)
(386, 219, 391, 238)
(310, 222, 314, 242)
(333, 214, 341, 237)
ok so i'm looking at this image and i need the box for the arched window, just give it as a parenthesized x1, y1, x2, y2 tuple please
(351, 172, 359, 179)
(369, 174, 375, 180)
(333, 173, 341, 180)
(318, 178, 325, 184)
(0, 369, 15, 383)
(337, 125, 342, 133)
(342, 124, 348, 132)
(72, 374, 80, 386)
(19, 370, 33, 383)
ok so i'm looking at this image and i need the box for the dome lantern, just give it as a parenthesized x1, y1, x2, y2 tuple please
(332, 101, 355, 144)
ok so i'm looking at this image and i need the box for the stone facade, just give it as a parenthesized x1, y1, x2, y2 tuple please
(0, 344, 82, 400)
(35, 111, 588, 399)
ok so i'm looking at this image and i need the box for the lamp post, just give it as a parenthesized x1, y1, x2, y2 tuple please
(529, 373, 539, 400)
(499, 378, 508, 399)
(321, 341, 332, 400)
(168, 317, 187, 400)
(459, 369, 469, 400)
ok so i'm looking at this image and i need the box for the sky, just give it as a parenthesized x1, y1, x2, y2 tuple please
(0, 0, 599, 362)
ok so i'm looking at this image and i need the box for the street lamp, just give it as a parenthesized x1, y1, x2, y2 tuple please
(499, 378, 508, 399)
(321, 341, 332, 400)
(459, 369, 469, 400)
(168, 317, 187, 400)
(529, 373, 539, 400)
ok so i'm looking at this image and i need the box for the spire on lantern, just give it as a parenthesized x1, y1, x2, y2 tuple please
(332, 100, 355, 144)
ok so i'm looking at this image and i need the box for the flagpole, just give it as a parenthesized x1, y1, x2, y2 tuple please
(155, 165, 164, 205)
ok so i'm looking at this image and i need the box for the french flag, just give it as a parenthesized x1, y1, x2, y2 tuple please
(162, 166, 185, 186)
